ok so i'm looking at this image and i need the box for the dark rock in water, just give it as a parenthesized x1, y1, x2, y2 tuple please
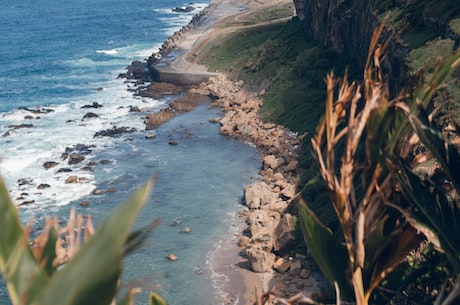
(19, 106, 54, 114)
(100, 159, 110, 165)
(18, 178, 33, 186)
(172, 5, 195, 13)
(68, 154, 85, 165)
(94, 126, 137, 138)
(43, 161, 59, 170)
(3, 123, 35, 137)
(8, 123, 34, 129)
(87, 161, 97, 167)
(169, 140, 179, 145)
(129, 106, 141, 112)
(81, 102, 103, 109)
(82, 112, 100, 119)
(62, 144, 95, 160)
(37, 183, 51, 190)
(80, 166, 93, 171)
(24, 115, 34, 120)
(18, 200, 35, 206)
(56, 168, 73, 173)
(118, 60, 150, 82)
(80, 201, 90, 207)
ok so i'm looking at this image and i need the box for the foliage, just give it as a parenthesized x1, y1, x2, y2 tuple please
(0, 176, 167, 305)
(298, 23, 460, 305)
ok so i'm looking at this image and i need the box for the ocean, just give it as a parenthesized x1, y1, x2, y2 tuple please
(0, 1, 261, 304)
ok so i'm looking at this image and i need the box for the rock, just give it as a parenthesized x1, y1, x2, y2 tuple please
(81, 102, 103, 109)
(93, 189, 104, 195)
(244, 182, 278, 209)
(286, 160, 299, 172)
(300, 269, 311, 279)
(82, 112, 100, 120)
(100, 160, 110, 165)
(248, 209, 280, 237)
(289, 260, 302, 276)
(274, 258, 291, 273)
(18, 178, 33, 186)
(263, 155, 284, 170)
(281, 184, 296, 199)
(68, 154, 85, 165)
(145, 133, 156, 139)
(246, 248, 275, 273)
(56, 168, 72, 173)
(238, 236, 251, 248)
(80, 201, 90, 207)
(37, 183, 51, 190)
(43, 161, 59, 170)
(250, 231, 273, 252)
(107, 187, 116, 193)
(274, 213, 297, 253)
(94, 126, 137, 138)
(169, 140, 178, 145)
(182, 227, 191, 233)
(209, 117, 220, 123)
(65, 175, 78, 184)
(166, 253, 178, 261)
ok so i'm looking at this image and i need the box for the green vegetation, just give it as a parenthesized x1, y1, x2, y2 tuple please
(299, 25, 460, 304)
(0, 177, 167, 305)
(203, 1, 460, 304)
(200, 18, 358, 134)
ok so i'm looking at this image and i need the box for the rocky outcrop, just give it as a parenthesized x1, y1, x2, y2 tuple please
(293, 0, 410, 95)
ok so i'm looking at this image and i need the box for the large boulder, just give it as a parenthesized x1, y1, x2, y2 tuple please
(246, 248, 276, 273)
(273, 213, 297, 253)
(244, 182, 278, 210)
(263, 155, 285, 170)
(247, 209, 280, 236)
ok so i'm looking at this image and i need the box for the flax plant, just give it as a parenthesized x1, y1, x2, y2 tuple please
(0, 176, 167, 305)
(299, 24, 460, 305)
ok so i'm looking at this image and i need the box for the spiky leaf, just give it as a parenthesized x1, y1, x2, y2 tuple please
(38, 177, 155, 305)
(298, 200, 353, 300)
(0, 178, 48, 305)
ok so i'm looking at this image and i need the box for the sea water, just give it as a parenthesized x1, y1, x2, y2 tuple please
(0, 1, 261, 304)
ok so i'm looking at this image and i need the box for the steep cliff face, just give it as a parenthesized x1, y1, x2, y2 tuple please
(293, 0, 409, 94)
(293, 0, 375, 65)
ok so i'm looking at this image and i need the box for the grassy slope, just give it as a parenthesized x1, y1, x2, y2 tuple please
(200, 16, 346, 228)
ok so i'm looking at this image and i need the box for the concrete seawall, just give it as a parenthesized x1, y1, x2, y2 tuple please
(152, 66, 220, 86)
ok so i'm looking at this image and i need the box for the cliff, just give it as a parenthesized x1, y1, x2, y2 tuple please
(292, 0, 459, 96)
(292, 0, 409, 95)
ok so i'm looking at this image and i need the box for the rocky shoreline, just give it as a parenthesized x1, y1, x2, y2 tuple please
(126, 72, 329, 304)
(117, 0, 330, 302)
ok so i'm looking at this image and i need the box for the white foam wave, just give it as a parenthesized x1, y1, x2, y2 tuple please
(0, 75, 166, 211)
(96, 48, 118, 55)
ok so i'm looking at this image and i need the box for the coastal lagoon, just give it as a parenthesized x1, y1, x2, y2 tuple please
(0, 1, 261, 304)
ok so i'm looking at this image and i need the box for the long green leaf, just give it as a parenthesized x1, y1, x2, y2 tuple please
(298, 200, 354, 300)
(0, 178, 48, 305)
(395, 169, 460, 271)
(150, 291, 168, 305)
(39, 177, 155, 305)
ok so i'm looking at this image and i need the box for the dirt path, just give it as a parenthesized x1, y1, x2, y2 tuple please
(156, 0, 293, 78)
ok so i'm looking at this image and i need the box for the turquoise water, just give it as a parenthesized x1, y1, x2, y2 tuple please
(0, 1, 261, 304)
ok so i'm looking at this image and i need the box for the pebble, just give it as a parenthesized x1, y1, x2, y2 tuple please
(166, 253, 178, 261)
